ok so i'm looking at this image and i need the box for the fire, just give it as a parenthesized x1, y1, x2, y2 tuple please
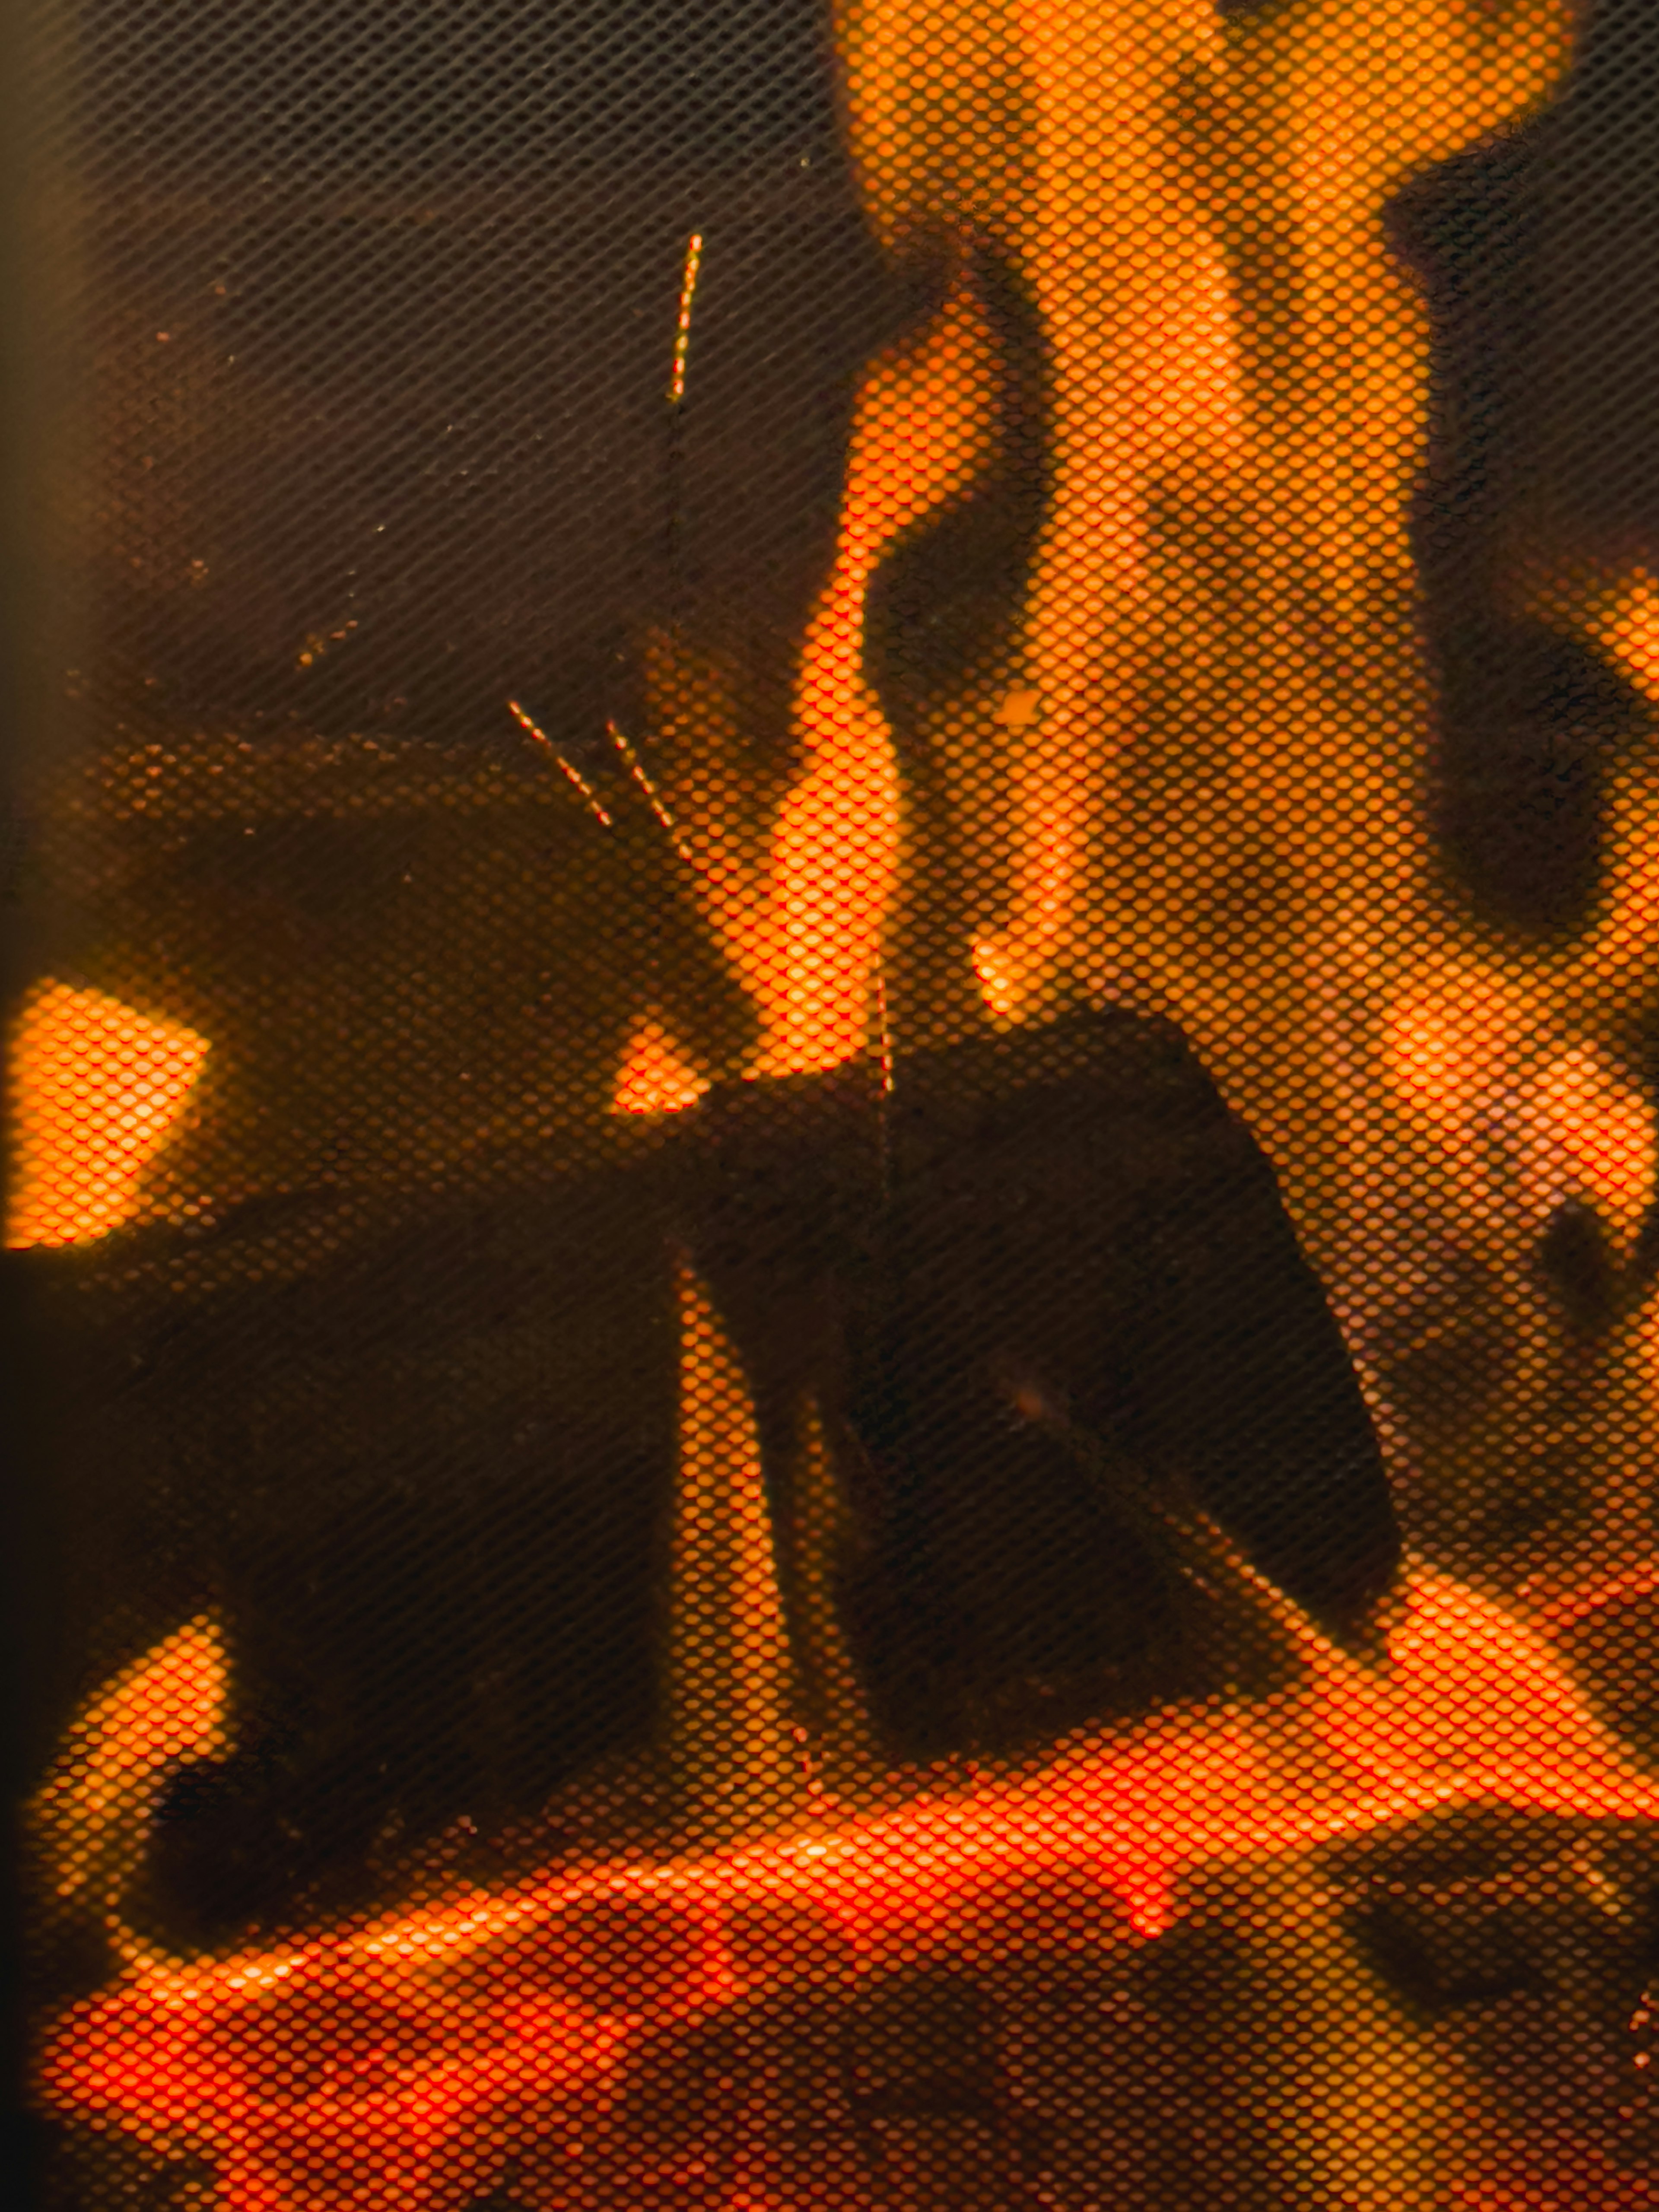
(612, 1020, 709, 1116)
(669, 1268, 799, 1832)
(754, 265, 998, 1074)
(29, 3, 1656, 2205)
(1520, 560, 1659, 711)
(1526, 1050, 1656, 1254)
(836, 0, 1243, 1022)
(36, 1562, 1659, 2208)
(1382, 993, 1656, 1248)
(6, 979, 208, 1248)
(32, 1617, 229, 1916)
(35, 1283, 1659, 2206)
(829, 0, 1570, 1023)
(1599, 572, 1659, 706)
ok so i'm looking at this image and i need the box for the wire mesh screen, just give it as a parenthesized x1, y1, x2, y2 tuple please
(12, 0, 1659, 2205)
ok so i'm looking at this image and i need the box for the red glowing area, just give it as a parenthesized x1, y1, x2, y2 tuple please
(7, 980, 208, 1248)
(38, 1560, 1659, 2209)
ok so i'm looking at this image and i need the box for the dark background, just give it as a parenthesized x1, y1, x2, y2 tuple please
(18, 0, 1659, 915)
(38, 0, 887, 756)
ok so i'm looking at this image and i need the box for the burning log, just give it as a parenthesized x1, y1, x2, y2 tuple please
(29, 1009, 1659, 2206)
(35, 1554, 1659, 2209)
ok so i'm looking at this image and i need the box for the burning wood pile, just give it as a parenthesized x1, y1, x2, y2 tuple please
(18, 3, 1659, 2206)
(26, 1019, 1659, 2206)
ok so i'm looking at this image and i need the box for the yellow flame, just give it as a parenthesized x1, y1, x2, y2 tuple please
(751, 264, 998, 1074)
(1383, 985, 1656, 1253)
(826, 0, 1568, 1031)
(31, 1615, 228, 1910)
(6, 980, 208, 1248)
(1523, 560, 1659, 708)
(1600, 572, 1659, 705)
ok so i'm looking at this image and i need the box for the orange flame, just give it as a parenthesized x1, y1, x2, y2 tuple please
(611, 1019, 709, 1116)
(6, 980, 208, 1248)
(752, 265, 997, 1074)
(32, 1618, 229, 1914)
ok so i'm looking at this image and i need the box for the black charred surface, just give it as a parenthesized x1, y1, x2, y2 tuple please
(20, 1007, 1395, 1947)
(682, 1007, 1400, 1758)
(17, 1159, 682, 1948)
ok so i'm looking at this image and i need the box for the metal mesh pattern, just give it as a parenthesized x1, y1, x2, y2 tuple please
(14, 2, 1659, 2205)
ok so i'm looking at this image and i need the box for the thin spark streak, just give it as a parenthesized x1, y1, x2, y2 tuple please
(607, 720, 693, 864)
(667, 231, 703, 406)
(873, 963, 895, 1099)
(506, 699, 613, 827)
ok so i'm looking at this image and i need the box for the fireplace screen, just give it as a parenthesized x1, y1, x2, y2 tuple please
(13, 1, 1659, 2205)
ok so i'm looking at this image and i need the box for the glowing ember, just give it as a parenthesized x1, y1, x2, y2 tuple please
(667, 231, 704, 409)
(37, 1502, 1659, 2207)
(53, 1280, 1642, 2204)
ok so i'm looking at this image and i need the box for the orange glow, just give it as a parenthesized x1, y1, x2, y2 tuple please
(1382, 995, 1492, 1130)
(969, 932, 1022, 1024)
(45, 1263, 1659, 2202)
(1600, 572, 1659, 704)
(1522, 561, 1659, 709)
(36, 5, 1656, 2204)
(610, 1019, 709, 1115)
(1231, 0, 1568, 610)
(839, 0, 1242, 1019)
(1526, 1049, 1656, 1253)
(1379, 979, 1533, 1136)
(38, 1561, 1659, 2208)
(32, 1617, 228, 1915)
(1382, 984, 1656, 1256)
(669, 1264, 798, 1831)
(752, 265, 997, 1073)
(825, 3, 1568, 1028)
(6, 979, 208, 1247)
(988, 0, 1240, 1014)
(644, 0, 1582, 1120)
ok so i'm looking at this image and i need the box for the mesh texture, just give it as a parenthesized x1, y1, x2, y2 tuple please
(13, 2, 1659, 2206)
